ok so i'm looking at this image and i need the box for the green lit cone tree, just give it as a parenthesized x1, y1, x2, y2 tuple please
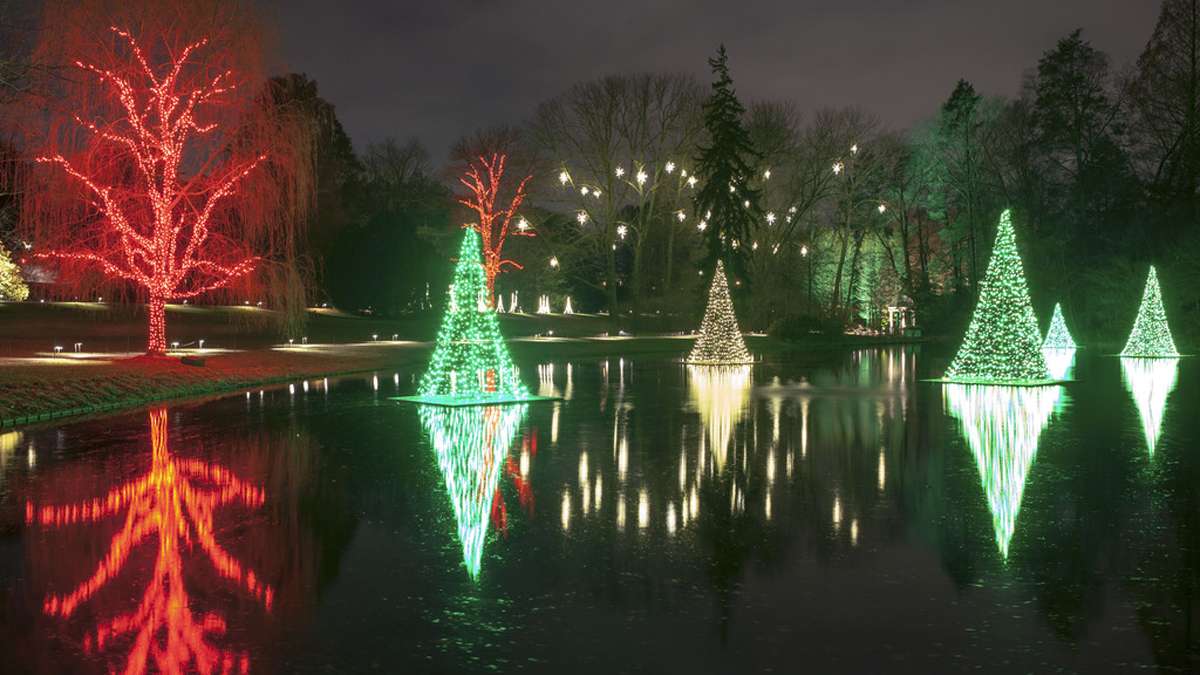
(0, 243, 29, 301)
(1041, 303, 1077, 349)
(417, 230, 531, 402)
(687, 260, 753, 365)
(945, 210, 1048, 383)
(1121, 265, 1179, 357)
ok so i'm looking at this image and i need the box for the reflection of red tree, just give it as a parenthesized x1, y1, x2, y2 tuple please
(25, 407, 272, 674)
(491, 431, 538, 536)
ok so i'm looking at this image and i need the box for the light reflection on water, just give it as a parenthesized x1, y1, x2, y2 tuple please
(1120, 356, 1180, 455)
(0, 347, 1196, 672)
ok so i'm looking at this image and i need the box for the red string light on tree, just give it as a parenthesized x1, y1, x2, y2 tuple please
(458, 154, 533, 305)
(34, 27, 265, 355)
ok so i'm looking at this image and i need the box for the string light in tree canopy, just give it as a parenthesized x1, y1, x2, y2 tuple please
(687, 260, 753, 365)
(1041, 303, 1077, 350)
(943, 210, 1049, 385)
(1121, 265, 1179, 358)
(33, 27, 266, 355)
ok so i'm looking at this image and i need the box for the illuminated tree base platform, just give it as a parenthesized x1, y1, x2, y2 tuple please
(925, 377, 1071, 387)
(681, 357, 758, 366)
(393, 393, 559, 407)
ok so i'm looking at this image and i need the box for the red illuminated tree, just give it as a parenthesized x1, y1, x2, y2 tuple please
(32, 26, 269, 354)
(458, 154, 533, 304)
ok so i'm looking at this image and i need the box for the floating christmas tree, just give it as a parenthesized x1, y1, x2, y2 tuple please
(1041, 303, 1077, 349)
(398, 230, 545, 406)
(944, 210, 1049, 384)
(1121, 266, 1179, 357)
(687, 260, 753, 365)
(1120, 357, 1179, 455)
(420, 403, 526, 580)
(944, 384, 1061, 559)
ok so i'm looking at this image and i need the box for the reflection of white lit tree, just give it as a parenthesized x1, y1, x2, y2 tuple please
(419, 404, 527, 580)
(1120, 357, 1180, 455)
(1121, 266, 1179, 358)
(687, 365, 752, 472)
(944, 384, 1061, 559)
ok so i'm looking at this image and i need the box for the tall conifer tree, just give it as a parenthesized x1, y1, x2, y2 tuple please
(693, 45, 763, 281)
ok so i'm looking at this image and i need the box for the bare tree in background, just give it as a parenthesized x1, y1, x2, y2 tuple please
(530, 73, 704, 322)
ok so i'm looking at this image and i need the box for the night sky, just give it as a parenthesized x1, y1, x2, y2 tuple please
(275, 0, 1160, 162)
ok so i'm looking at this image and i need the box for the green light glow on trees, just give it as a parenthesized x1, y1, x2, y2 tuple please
(944, 384, 1061, 559)
(1120, 357, 1179, 455)
(687, 260, 753, 365)
(406, 230, 539, 406)
(420, 403, 527, 580)
(944, 210, 1049, 384)
(1121, 266, 1179, 358)
(1041, 303, 1077, 349)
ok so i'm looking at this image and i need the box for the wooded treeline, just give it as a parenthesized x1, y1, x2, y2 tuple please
(1, 1, 1197, 346)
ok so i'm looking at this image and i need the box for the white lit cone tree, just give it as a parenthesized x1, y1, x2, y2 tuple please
(1041, 303, 1077, 350)
(1121, 265, 1179, 357)
(687, 260, 753, 365)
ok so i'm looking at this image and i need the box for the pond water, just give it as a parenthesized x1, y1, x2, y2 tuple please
(0, 347, 1197, 673)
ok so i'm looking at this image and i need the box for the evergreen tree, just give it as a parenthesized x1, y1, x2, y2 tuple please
(1121, 265, 1179, 357)
(1041, 303, 1077, 349)
(0, 243, 28, 301)
(415, 229, 530, 403)
(693, 45, 763, 281)
(945, 210, 1049, 383)
(687, 260, 753, 364)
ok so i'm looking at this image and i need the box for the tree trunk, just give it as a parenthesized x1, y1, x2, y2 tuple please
(147, 294, 167, 355)
(665, 224, 676, 295)
(606, 243, 619, 327)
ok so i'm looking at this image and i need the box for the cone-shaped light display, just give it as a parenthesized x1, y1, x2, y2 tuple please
(687, 260, 753, 365)
(944, 384, 1061, 559)
(1121, 266, 1179, 358)
(1041, 303, 1077, 350)
(944, 210, 1049, 384)
(407, 230, 538, 405)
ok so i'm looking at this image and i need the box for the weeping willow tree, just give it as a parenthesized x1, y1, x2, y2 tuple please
(11, 0, 316, 348)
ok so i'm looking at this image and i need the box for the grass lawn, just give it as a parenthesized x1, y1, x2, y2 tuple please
(0, 300, 928, 428)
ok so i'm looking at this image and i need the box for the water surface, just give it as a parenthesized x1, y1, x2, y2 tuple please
(1, 348, 1197, 673)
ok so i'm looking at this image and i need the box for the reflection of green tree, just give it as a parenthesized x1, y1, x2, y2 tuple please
(1120, 357, 1180, 456)
(419, 404, 527, 580)
(944, 384, 1061, 559)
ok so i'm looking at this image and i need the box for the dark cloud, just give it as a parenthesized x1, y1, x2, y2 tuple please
(273, 0, 1159, 163)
